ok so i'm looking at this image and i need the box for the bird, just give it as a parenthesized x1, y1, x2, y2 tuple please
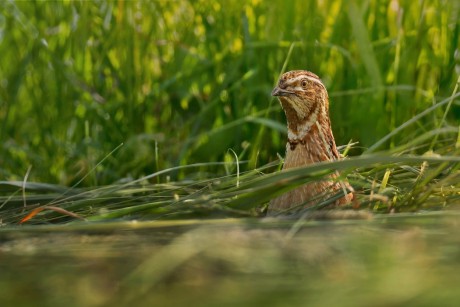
(268, 70, 354, 214)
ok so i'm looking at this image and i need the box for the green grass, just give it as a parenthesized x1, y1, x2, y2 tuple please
(2, 213, 460, 306)
(0, 0, 460, 224)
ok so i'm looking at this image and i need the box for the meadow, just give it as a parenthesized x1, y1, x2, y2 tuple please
(1, 0, 459, 222)
(1, 1, 460, 305)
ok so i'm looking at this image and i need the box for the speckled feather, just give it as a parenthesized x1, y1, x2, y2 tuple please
(268, 70, 354, 214)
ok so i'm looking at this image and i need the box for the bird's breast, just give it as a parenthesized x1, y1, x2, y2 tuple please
(284, 133, 332, 169)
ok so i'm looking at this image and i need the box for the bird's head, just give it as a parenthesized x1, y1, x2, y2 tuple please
(272, 70, 330, 137)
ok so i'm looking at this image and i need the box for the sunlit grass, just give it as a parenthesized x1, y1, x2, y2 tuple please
(0, 1, 459, 224)
(1, 79, 459, 224)
(2, 151, 460, 224)
(1, 0, 458, 183)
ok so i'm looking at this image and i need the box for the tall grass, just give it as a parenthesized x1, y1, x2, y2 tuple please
(0, 0, 459, 223)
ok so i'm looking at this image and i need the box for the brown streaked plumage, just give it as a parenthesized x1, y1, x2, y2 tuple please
(268, 70, 354, 214)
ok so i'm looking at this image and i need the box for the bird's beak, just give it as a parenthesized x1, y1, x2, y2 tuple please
(271, 86, 293, 97)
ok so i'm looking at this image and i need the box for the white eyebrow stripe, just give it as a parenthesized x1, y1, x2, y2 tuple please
(285, 74, 325, 89)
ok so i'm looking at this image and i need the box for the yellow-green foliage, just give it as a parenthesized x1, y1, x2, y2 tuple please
(0, 0, 459, 185)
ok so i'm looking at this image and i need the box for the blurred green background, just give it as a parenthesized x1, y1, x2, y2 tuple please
(1, 0, 459, 186)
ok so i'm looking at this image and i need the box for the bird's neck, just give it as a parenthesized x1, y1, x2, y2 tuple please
(284, 101, 329, 145)
(283, 100, 340, 166)
(287, 110, 319, 143)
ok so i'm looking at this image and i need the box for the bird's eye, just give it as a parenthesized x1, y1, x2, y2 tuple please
(301, 80, 308, 88)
